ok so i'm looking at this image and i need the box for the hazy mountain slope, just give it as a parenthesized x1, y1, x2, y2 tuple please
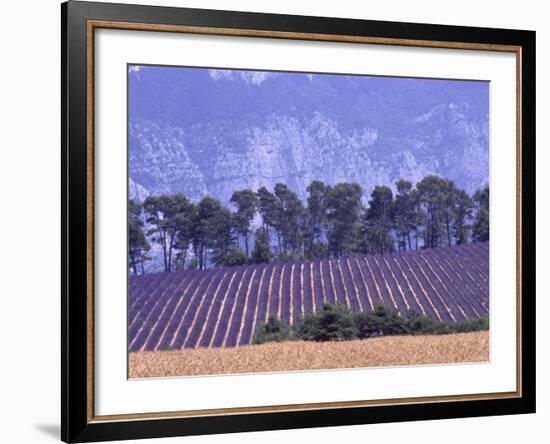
(128, 66, 489, 203)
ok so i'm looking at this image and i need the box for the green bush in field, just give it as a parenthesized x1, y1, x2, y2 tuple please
(401, 309, 489, 335)
(253, 303, 489, 345)
(293, 313, 318, 341)
(452, 316, 489, 333)
(253, 314, 292, 344)
(403, 309, 442, 335)
(355, 303, 409, 338)
(295, 303, 357, 342)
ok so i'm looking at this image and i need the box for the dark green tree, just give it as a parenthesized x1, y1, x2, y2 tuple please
(416, 175, 456, 248)
(403, 310, 438, 335)
(394, 179, 416, 251)
(128, 199, 150, 275)
(325, 183, 363, 257)
(191, 196, 235, 269)
(273, 183, 305, 256)
(142, 195, 172, 272)
(355, 303, 408, 338)
(472, 185, 489, 242)
(308, 240, 329, 259)
(172, 201, 197, 271)
(251, 227, 272, 264)
(441, 180, 461, 246)
(230, 189, 258, 256)
(256, 186, 280, 248)
(253, 315, 292, 344)
(411, 188, 425, 250)
(219, 246, 248, 266)
(452, 189, 473, 245)
(143, 193, 193, 272)
(295, 303, 357, 342)
(304, 180, 329, 259)
(211, 207, 235, 266)
(363, 185, 395, 254)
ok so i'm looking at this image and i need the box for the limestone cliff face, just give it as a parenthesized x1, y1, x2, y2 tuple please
(128, 66, 489, 204)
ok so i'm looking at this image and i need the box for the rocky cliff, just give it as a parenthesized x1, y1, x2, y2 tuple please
(128, 66, 489, 204)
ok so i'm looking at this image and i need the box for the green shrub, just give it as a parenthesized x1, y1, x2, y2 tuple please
(403, 310, 441, 335)
(253, 304, 489, 345)
(295, 303, 357, 342)
(354, 312, 371, 339)
(253, 314, 292, 344)
(355, 303, 409, 338)
(452, 316, 489, 333)
(402, 310, 489, 335)
(293, 313, 318, 341)
(220, 247, 250, 266)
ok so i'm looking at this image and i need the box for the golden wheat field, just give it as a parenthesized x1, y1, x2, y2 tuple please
(129, 331, 489, 378)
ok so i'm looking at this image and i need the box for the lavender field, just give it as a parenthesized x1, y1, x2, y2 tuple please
(128, 242, 489, 353)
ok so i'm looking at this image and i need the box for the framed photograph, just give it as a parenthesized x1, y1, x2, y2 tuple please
(61, 1, 535, 442)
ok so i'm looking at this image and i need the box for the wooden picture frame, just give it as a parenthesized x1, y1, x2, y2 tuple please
(61, 1, 535, 442)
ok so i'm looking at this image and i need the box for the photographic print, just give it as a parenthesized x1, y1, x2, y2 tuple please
(127, 65, 490, 379)
(62, 4, 535, 440)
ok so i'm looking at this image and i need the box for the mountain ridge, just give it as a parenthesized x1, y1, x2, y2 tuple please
(128, 66, 489, 204)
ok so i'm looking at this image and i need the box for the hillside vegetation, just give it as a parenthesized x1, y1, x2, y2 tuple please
(129, 176, 489, 274)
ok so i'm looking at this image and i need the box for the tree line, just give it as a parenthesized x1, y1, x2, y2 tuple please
(128, 175, 489, 275)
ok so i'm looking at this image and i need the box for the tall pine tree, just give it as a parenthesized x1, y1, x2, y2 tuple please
(230, 189, 258, 256)
(128, 199, 150, 275)
(472, 185, 489, 242)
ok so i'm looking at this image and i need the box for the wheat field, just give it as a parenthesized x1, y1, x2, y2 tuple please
(129, 331, 489, 378)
